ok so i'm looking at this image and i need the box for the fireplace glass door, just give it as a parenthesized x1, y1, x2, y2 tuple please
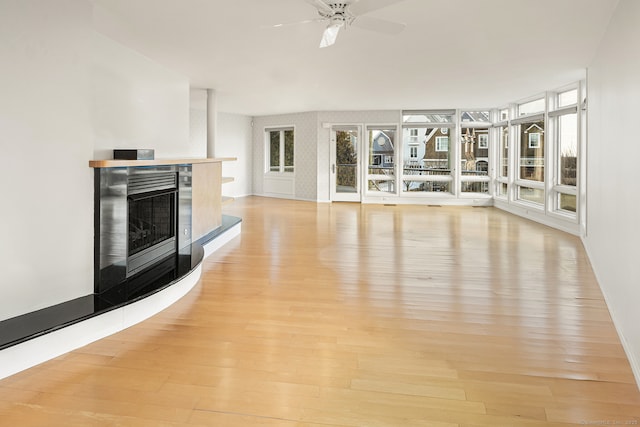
(126, 173, 178, 277)
(128, 191, 175, 256)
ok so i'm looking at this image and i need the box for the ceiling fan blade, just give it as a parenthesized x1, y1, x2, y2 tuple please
(305, 0, 334, 15)
(262, 18, 323, 29)
(350, 0, 407, 16)
(352, 15, 405, 35)
(320, 24, 341, 48)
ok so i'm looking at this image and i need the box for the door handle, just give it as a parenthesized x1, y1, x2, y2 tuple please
(332, 164, 336, 173)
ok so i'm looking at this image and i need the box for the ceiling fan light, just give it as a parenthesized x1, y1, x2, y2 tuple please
(320, 23, 341, 48)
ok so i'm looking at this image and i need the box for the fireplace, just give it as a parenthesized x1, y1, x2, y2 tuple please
(94, 165, 192, 298)
(126, 173, 177, 277)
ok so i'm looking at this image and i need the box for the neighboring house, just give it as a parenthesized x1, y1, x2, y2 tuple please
(520, 122, 545, 181)
(403, 127, 426, 169)
(370, 131, 395, 169)
(423, 127, 451, 170)
(402, 126, 490, 177)
(460, 127, 490, 175)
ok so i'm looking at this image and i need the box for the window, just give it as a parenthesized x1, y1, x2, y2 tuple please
(558, 114, 577, 186)
(269, 131, 280, 172)
(403, 110, 455, 124)
(518, 98, 545, 116)
(499, 183, 508, 197)
(528, 132, 541, 148)
(461, 181, 489, 193)
(518, 186, 544, 205)
(552, 110, 578, 214)
(401, 113, 454, 194)
(461, 111, 491, 123)
(368, 127, 397, 193)
(266, 128, 294, 173)
(520, 121, 544, 182)
(499, 108, 509, 121)
(499, 126, 509, 178)
(478, 134, 488, 148)
(435, 136, 449, 152)
(460, 128, 489, 172)
(558, 89, 578, 107)
(460, 127, 490, 193)
(402, 128, 423, 172)
(403, 180, 450, 193)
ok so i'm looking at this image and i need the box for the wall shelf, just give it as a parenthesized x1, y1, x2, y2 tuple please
(89, 157, 236, 168)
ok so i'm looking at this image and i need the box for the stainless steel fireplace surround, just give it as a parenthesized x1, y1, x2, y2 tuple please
(126, 173, 177, 277)
(93, 165, 192, 296)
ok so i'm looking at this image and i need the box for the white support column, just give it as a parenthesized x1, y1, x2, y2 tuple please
(206, 88, 217, 157)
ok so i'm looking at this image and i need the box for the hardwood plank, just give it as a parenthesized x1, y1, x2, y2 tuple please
(0, 196, 638, 425)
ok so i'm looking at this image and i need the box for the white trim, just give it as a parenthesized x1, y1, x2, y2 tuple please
(512, 113, 545, 125)
(401, 175, 453, 183)
(548, 105, 578, 117)
(494, 198, 579, 235)
(362, 195, 492, 206)
(460, 175, 491, 182)
(528, 132, 541, 148)
(435, 136, 449, 152)
(515, 179, 545, 190)
(581, 240, 640, 390)
(478, 133, 489, 148)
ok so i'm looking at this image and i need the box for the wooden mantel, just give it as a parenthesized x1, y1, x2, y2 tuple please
(89, 157, 236, 168)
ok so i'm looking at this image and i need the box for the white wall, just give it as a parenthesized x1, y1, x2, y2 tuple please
(252, 110, 404, 202)
(190, 89, 253, 197)
(0, 0, 94, 321)
(585, 0, 640, 385)
(189, 88, 207, 152)
(91, 32, 195, 159)
(0, 0, 196, 322)
(217, 113, 253, 197)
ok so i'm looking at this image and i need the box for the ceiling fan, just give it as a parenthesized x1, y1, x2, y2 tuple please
(272, 0, 407, 48)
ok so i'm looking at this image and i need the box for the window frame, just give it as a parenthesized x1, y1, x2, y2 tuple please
(528, 132, 541, 149)
(265, 127, 295, 174)
(478, 133, 489, 149)
(435, 136, 449, 152)
(548, 85, 580, 218)
(366, 124, 399, 195)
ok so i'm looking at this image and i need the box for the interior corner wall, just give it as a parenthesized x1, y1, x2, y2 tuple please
(252, 112, 319, 201)
(585, 0, 640, 387)
(0, 0, 94, 321)
(91, 32, 195, 160)
(217, 112, 253, 197)
(190, 88, 208, 152)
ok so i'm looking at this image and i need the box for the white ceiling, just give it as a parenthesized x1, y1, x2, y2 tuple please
(92, 0, 618, 116)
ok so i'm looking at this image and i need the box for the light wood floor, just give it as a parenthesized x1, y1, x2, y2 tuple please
(1, 196, 639, 426)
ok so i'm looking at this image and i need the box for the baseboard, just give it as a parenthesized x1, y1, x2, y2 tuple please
(581, 238, 640, 392)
